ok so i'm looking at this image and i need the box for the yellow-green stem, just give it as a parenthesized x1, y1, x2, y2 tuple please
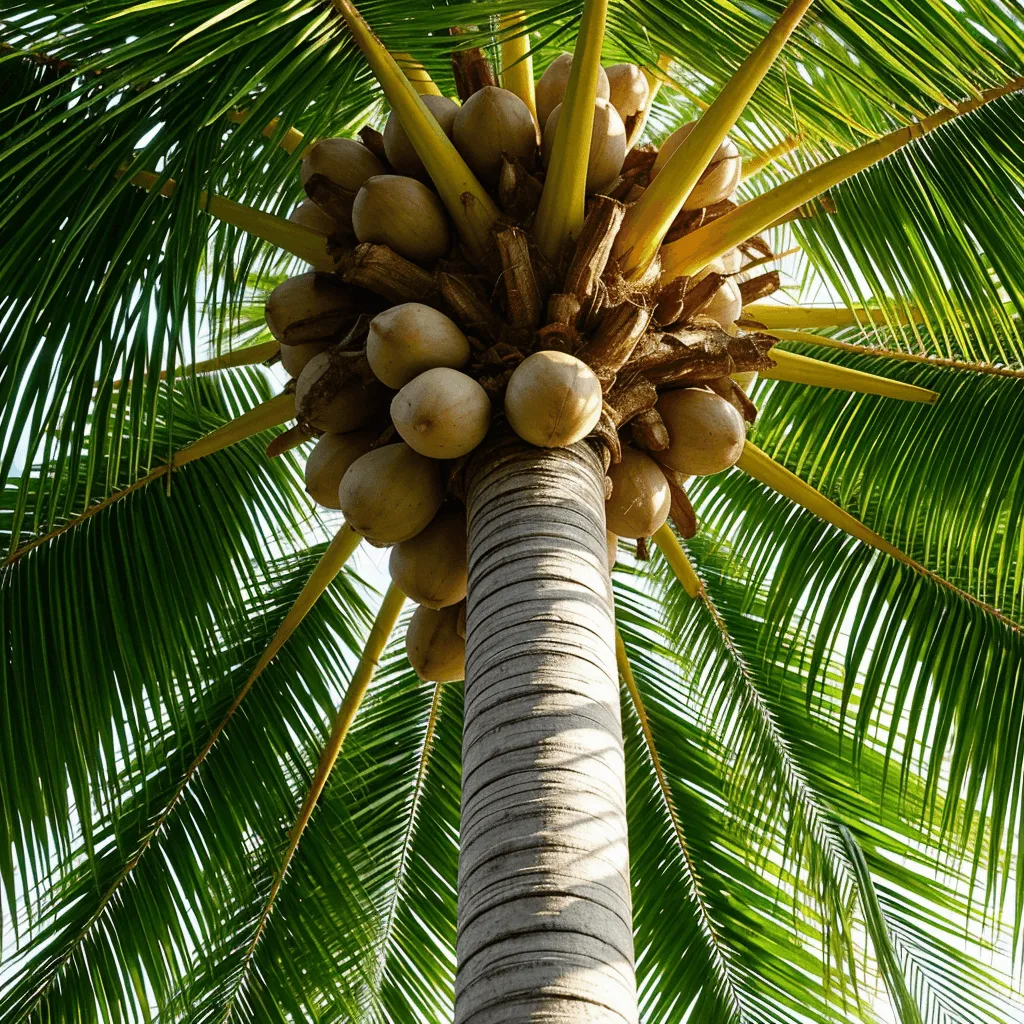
(742, 301, 924, 330)
(393, 52, 442, 96)
(614, 0, 814, 277)
(740, 133, 804, 180)
(652, 524, 703, 598)
(762, 348, 938, 402)
(661, 76, 1024, 281)
(499, 12, 538, 128)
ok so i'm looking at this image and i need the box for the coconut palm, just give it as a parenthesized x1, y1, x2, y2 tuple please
(3, 0, 1024, 1020)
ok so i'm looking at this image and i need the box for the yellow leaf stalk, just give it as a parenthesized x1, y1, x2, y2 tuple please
(533, 0, 611, 263)
(736, 440, 909, 561)
(4, 393, 295, 566)
(661, 76, 1024, 281)
(652, 524, 703, 598)
(742, 301, 924, 329)
(226, 110, 306, 155)
(329, 0, 499, 263)
(740, 132, 804, 180)
(614, 0, 814, 278)
(499, 12, 538, 128)
(241, 581, 407, 957)
(130, 171, 333, 271)
(393, 52, 442, 96)
(110, 340, 280, 389)
(761, 348, 938, 402)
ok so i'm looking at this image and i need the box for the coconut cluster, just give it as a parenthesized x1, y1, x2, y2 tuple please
(266, 47, 783, 678)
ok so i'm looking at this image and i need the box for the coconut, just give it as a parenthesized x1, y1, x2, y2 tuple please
(338, 443, 445, 544)
(605, 63, 649, 122)
(352, 175, 451, 265)
(366, 303, 471, 389)
(452, 86, 537, 184)
(389, 508, 467, 608)
(384, 94, 460, 175)
(650, 121, 741, 209)
(605, 447, 671, 538)
(703, 278, 743, 334)
(720, 247, 744, 275)
(656, 387, 746, 476)
(295, 350, 387, 433)
(289, 199, 338, 235)
(606, 531, 618, 570)
(304, 430, 375, 509)
(504, 351, 603, 448)
(405, 603, 465, 682)
(536, 53, 610, 129)
(391, 368, 492, 459)
(265, 273, 356, 345)
(542, 98, 626, 193)
(301, 138, 385, 226)
(279, 340, 331, 378)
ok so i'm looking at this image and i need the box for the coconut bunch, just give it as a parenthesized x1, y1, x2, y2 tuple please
(263, 32, 788, 677)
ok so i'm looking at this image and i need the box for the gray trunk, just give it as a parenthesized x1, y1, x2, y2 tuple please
(456, 435, 638, 1024)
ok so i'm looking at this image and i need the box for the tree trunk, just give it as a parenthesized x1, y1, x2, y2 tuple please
(456, 435, 638, 1024)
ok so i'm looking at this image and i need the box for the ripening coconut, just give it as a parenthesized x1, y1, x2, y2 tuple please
(295, 351, 387, 433)
(605, 63, 649, 122)
(338, 443, 445, 544)
(391, 368, 491, 459)
(536, 53, 610, 128)
(352, 175, 451, 265)
(504, 351, 603, 448)
(732, 370, 758, 394)
(606, 531, 618, 570)
(453, 86, 537, 184)
(366, 303, 471, 389)
(384, 94, 460, 175)
(720, 247, 744, 275)
(303, 430, 375, 509)
(605, 447, 671, 539)
(650, 121, 741, 209)
(406, 603, 465, 682)
(656, 387, 746, 476)
(265, 273, 356, 345)
(289, 199, 337, 235)
(389, 508, 467, 609)
(301, 138, 385, 226)
(703, 278, 743, 334)
(542, 98, 626, 193)
(279, 340, 330, 378)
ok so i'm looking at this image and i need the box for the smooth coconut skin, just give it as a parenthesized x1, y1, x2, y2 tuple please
(504, 351, 603, 448)
(606, 530, 619, 569)
(703, 278, 743, 333)
(542, 97, 626, 194)
(391, 367, 492, 459)
(279, 339, 330, 378)
(453, 86, 537, 184)
(605, 63, 649, 121)
(264, 273, 356, 345)
(406, 603, 465, 682)
(535, 52, 610, 128)
(300, 137, 385, 226)
(389, 508, 468, 609)
(366, 303, 471, 389)
(352, 175, 451, 265)
(294, 351, 385, 433)
(605, 446, 672, 538)
(289, 198, 338, 235)
(303, 430, 375, 509)
(656, 387, 747, 476)
(650, 120, 741, 209)
(384, 94, 460, 175)
(338, 442, 445, 544)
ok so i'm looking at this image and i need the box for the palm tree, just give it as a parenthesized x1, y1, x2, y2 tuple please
(3, 0, 1024, 1019)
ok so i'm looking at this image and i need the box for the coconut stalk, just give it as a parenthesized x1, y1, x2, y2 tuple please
(226, 110, 306, 154)
(661, 76, 1024, 280)
(762, 349, 938, 402)
(129, 171, 333, 270)
(741, 301, 924, 330)
(770, 329, 1024, 379)
(614, 0, 814, 277)
(329, 0, 500, 264)
(4, 393, 295, 566)
(109, 340, 280, 389)
(741, 132, 804, 179)
(652, 523, 703, 598)
(532, 0, 611, 262)
(393, 52, 442, 96)
(499, 12, 538, 128)
(236, 581, 406, 971)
